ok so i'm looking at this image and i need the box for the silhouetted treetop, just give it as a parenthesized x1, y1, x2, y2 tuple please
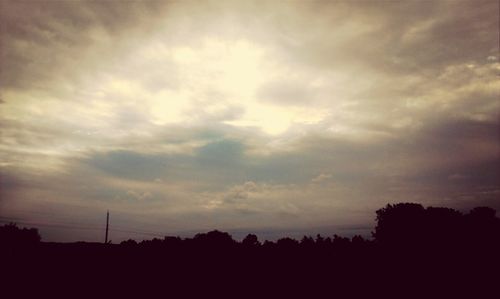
(468, 206, 496, 219)
(193, 230, 235, 247)
(373, 203, 426, 245)
(242, 234, 260, 247)
(0, 223, 41, 247)
(373, 203, 500, 249)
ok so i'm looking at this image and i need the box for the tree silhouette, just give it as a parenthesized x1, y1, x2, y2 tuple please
(465, 206, 500, 248)
(0, 223, 41, 247)
(193, 230, 235, 248)
(468, 206, 496, 219)
(300, 235, 315, 247)
(242, 234, 260, 247)
(373, 203, 426, 246)
(424, 207, 462, 247)
(276, 237, 299, 249)
(3, 203, 500, 297)
(120, 239, 138, 246)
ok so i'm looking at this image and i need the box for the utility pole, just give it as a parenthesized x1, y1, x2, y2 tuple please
(105, 210, 109, 244)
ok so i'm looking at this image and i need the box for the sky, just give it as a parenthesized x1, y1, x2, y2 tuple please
(0, 0, 499, 242)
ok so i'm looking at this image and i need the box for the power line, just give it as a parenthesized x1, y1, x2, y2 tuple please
(0, 218, 169, 238)
(108, 228, 166, 238)
(0, 216, 103, 230)
(1, 208, 177, 234)
(0, 211, 170, 232)
(0, 219, 103, 232)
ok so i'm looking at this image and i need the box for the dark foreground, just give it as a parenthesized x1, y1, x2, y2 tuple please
(2, 203, 500, 298)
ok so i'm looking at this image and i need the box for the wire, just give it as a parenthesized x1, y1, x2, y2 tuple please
(0, 218, 169, 238)
(0, 219, 103, 231)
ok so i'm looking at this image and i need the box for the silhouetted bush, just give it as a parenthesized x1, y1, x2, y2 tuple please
(193, 230, 235, 248)
(0, 223, 41, 247)
(242, 233, 260, 247)
(276, 237, 299, 249)
(120, 239, 137, 246)
(300, 235, 315, 247)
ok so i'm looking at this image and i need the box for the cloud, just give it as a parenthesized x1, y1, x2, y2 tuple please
(1, 0, 498, 241)
(126, 190, 153, 201)
(0, 0, 169, 90)
(448, 174, 469, 181)
(222, 181, 259, 203)
(257, 81, 314, 106)
(311, 173, 333, 184)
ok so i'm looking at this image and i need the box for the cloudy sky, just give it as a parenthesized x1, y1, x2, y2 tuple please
(1, 0, 498, 242)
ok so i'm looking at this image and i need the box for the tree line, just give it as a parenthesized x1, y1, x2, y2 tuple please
(3, 202, 499, 250)
(2, 202, 499, 298)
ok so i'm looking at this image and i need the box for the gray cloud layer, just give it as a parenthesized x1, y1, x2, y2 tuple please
(1, 0, 498, 242)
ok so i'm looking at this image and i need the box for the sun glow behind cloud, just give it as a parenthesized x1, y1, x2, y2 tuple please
(83, 31, 332, 136)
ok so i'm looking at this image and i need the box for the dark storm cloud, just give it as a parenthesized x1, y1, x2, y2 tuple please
(399, 118, 499, 191)
(79, 116, 498, 202)
(87, 150, 171, 182)
(0, 0, 168, 90)
(278, 0, 498, 74)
